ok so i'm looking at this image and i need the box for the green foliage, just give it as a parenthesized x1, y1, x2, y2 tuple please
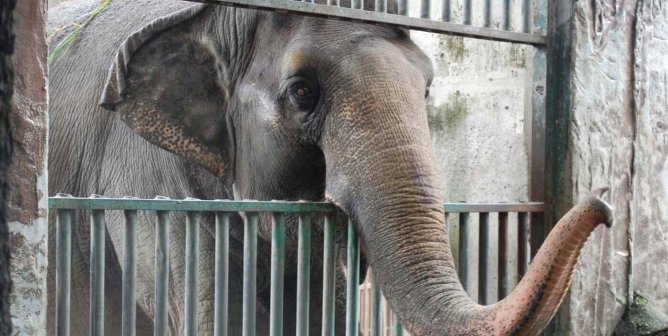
(48, 0, 111, 64)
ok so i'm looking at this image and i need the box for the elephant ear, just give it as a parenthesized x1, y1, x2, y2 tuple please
(100, 4, 233, 181)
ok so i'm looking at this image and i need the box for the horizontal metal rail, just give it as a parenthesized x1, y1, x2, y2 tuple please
(191, 0, 547, 46)
(50, 196, 545, 335)
(49, 197, 544, 213)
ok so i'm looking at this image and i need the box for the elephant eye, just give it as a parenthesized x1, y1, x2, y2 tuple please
(288, 80, 319, 111)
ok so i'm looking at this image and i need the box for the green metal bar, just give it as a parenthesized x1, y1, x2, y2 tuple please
(49, 198, 335, 212)
(48, 197, 545, 214)
(503, 0, 511, 30)
(270, 212, 285, 336)
(483, 0, 491, 27)
(345, 219, 360, 336)
(122, 208, 137, 336)
(56, 205, 72, 336)
(518, 212, 529, 278)
(243, 213, 258, 336)
(397, 0, 407, 15)
(193, 0, 547, 45)
(321, 213, 336, 336)
(214, 212, 230, 336)
(478, 212, 490, 304)
(463, 0, 471, 25)
(185, 211, 201, 336)
(420, 0, 429, 18)
(370, 272, 382, 336)
(154, 209, 170, 336)
(90, 196, 105, 336)
(296, 213, 311, 336)
(441, 0, 450, 21)
(498, 212, 509, 299)
(458, 212, 470, 293)
(392, 314, 403, 336)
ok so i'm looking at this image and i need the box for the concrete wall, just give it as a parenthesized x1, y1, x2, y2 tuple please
(9, 0, 48, 334)
(407, 0, 532, 305)
(547, 1, 668, 335)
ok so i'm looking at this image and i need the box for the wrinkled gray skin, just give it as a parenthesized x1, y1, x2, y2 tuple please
(48, 0, 408, 334)
(48, 0, 613, 335)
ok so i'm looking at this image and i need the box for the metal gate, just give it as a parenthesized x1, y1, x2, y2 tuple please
(50, 196, 544, 335)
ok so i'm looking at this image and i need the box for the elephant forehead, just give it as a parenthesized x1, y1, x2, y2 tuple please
(281, 48, 317, 76)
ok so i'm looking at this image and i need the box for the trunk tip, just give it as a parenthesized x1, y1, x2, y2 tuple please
(587, 187, 613, 228)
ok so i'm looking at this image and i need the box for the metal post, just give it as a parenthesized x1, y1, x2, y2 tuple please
(345, 219, 360, 336)
(478, 212, 489, 304)
(498, 212, 509, 299)
(441, 0, 450, 21)
(56, 202, 72, 336)
(270, 213, 285, 336)
(458, 212, 470, 293)
(90, 195, 106, 336)
(420, 0, 429, 18)
(484, 0, 491, 27)
(243, 213, 258, 336)
(463, 0, 471, 25)
(322, 213, 337, 336)
(122, 207, 138, 336)
(503, 0, 511, 30)
(392, 314, 403, 336)
(154, 208, 170, 336)
(296, 214, 312, 336)
(398, 0, 407, 15)
(214, 212, 230, 336)
(370, 272, 382, 336)
(518, 212, 529, 278)
(185, 211, 201, 336)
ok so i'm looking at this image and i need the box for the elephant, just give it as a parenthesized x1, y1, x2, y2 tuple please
(47, 0, 614, 334)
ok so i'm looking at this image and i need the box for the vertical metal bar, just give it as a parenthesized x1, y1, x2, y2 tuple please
(522, 0, 531, 33)
(503, 0, 511, 30)
(498, 212, 509, 300)
(346, 219, 360, 336)
(56, 205, 72, 336)
(463, 0, 471, 25)
(243, 212, 258, 336)
(398, 0, 407, 15)
(154, 209, 170, 336)
(458, 212, 470, 293)
(370, 272, 382, 336)
(122, 207, 138, 336)
(517, 212, 529, 278)
(270, 213, 285, 336)
(322, 213, 337, 336)
(328, 0, 336, 6)
(420, 0, 430, 18)
(483, 0, 491, 27)
(185, 211, 201, 336)
(441, 0, 450, 21)
(215, 212, 230, 336)
(392, 314, 403, 336)
(352, 0, 361, 10)
(296, 214, 312, 336)
(375, 0, 384, 12)
(90, 195, 105, 336)
(528, 0, 548, 258)
(478, 212, 489, 305)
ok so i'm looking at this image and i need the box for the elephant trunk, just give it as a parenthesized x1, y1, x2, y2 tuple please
(321, 49, 613, 335)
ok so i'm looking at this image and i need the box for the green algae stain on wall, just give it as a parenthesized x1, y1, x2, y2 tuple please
(427, 91, 470, 134)
(436, 35, 468, 64)
(508, 44, 527, 68)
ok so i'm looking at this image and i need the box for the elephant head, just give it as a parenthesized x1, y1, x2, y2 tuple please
(99, 3, 613, 335)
